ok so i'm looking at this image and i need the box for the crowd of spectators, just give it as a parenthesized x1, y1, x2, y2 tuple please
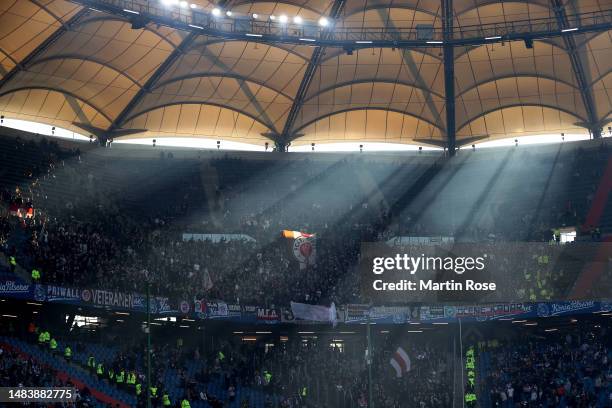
(0, 135, 610, 306)
(483, 325, 612, 407)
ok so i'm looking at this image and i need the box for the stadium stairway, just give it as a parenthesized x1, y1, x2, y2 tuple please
(0, 337, 131, 408)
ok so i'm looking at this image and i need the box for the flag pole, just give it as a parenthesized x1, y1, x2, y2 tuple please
(367, 309, 374, 408)
(146, 281, 152, 408)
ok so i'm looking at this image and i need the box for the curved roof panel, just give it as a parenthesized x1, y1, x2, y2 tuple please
(122, 104, 272, 142)
(294, 109, 444, 145)
(0, 87, 111, 131)
(0, 0, 609, 147)
(0, 0, 80, 81)
(3, 58, 139, 118)
(458, 105, 586, 139)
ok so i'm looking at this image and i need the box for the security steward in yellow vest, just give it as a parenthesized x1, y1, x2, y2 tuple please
(87, 356, 96, 371)
(553, 228, 561, 243)
(162, 392, 171, 407)
(181, 398, 191, 408)
(150, 385, 158, 405)
(49, 338, 58, 353)
(126, 371, 136, 388)
(116, 369, 125, 388)
(96, 362, 104, 379)
(64, 346, 72, 361)
(31, 268, 41, 281)
(38, 330, 50, 345)
(9, 256, 16, 272)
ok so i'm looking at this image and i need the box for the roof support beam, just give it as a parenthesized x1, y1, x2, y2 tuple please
(275, 0, 346, 151)
(442, 0, 456, 156)
(0, 8, 89, 91)
(551, 0, 601, 138)
(109, 32, 198, 135)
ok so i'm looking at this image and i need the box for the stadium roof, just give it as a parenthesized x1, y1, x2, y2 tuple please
(0, 0, 610, 149)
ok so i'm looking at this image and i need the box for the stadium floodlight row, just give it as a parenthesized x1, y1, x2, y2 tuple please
(73, 0, 612, 47)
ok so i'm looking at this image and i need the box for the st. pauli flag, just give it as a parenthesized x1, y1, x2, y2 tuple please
(390, 347, 411, 378)
(290, 302, 337, 324)
(281, 230, 316, 269)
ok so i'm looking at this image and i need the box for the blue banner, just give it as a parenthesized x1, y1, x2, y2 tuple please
(0, 279, 32, 299)
(1, 281, 611, 324)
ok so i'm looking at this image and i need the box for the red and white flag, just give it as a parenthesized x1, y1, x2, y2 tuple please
(281, 230, 316, 269)
(390, 347, 411, 378)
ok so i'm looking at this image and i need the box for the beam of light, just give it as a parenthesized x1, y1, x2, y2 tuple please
(215, 145, 444, 304)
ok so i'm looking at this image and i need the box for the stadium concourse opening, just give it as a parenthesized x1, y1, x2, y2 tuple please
(0, 0, 611, 407)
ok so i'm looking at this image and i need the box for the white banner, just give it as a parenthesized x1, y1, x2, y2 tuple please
(290, 302, 337, 323)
